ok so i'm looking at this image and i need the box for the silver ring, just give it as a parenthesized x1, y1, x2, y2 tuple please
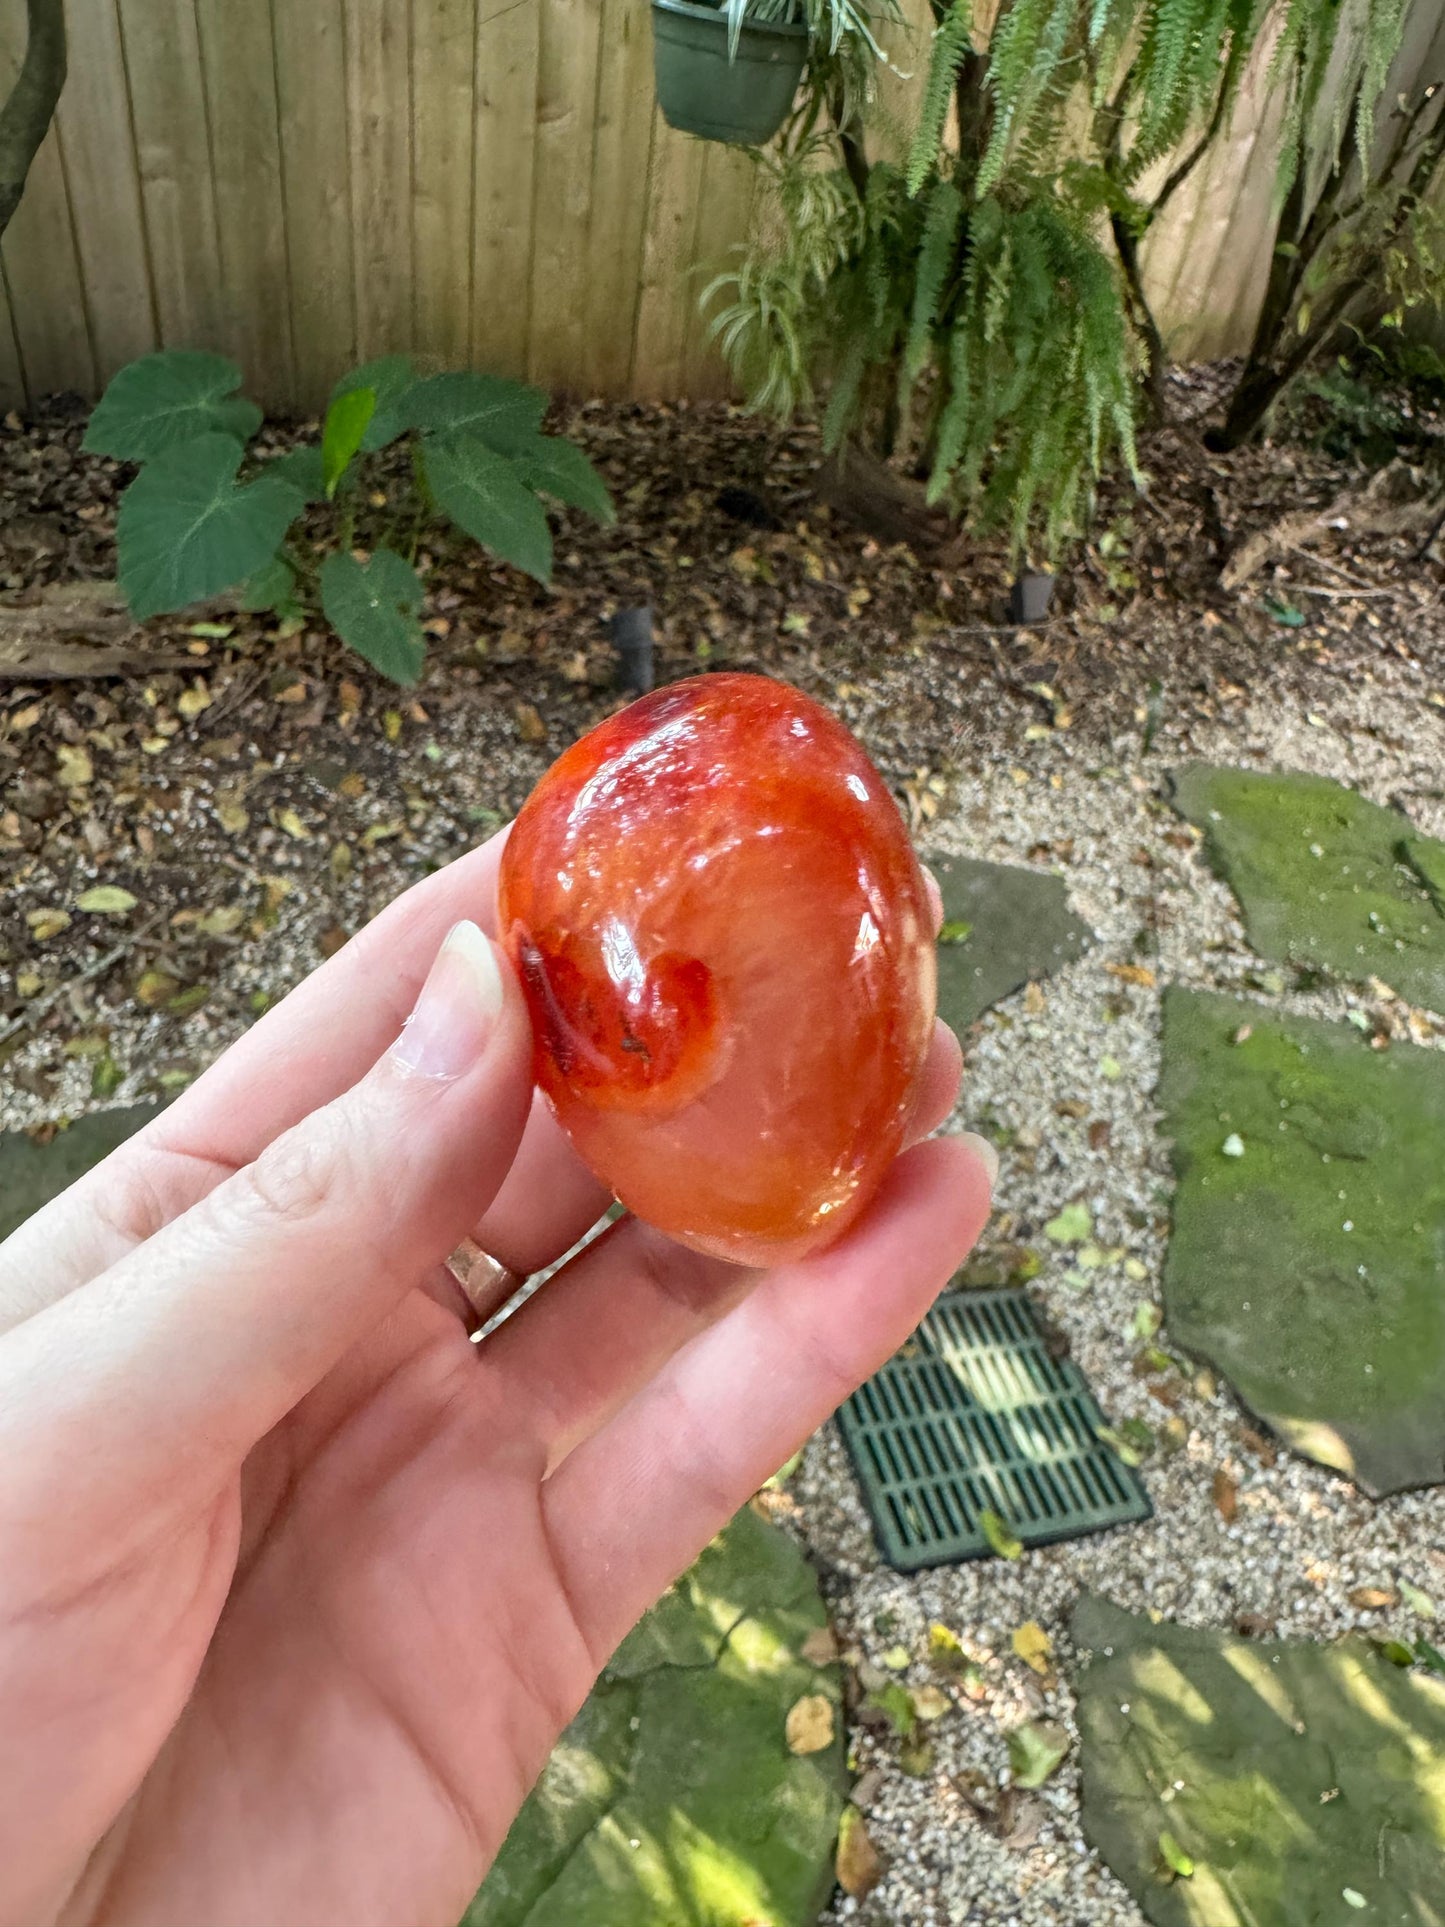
(444, 1236, 526, 1337)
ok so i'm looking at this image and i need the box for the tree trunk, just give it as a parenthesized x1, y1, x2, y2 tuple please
(1111, 213, 1166, 417)
(0, 0, 66, 242)
(1214, 93, 1445, 450)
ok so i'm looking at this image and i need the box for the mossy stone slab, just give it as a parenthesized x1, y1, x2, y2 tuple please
(1072, 1594, 1445, 1927)
(463, 1506, 846, 1927)
(1158, 987, 1445, 1494)
(0, 1103, 158, 1243)
(1170, 764, 1445, 1012)
(932, 853, 1092, 1032)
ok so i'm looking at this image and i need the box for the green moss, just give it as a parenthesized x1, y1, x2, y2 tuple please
(1158, 988, 1445, 1493)
(1073, 1596, 1445, 1927)
(463, 1507, 845, 1927)
(1170, 764, 1445, 1013)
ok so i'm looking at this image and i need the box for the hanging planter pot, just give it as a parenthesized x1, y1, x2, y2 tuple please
(651, 0, 808, 147)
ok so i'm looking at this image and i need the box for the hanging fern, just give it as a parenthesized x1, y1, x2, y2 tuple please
(702, 0, 1419, 558)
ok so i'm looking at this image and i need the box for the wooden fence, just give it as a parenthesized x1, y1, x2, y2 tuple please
(0, 0, 1441, 415)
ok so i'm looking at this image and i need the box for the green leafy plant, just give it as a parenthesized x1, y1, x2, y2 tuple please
(86, 350, 615, 685)
(704, 0, 1418, 555)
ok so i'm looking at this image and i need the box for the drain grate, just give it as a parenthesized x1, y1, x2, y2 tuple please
(837, 1288, 1152, 1572)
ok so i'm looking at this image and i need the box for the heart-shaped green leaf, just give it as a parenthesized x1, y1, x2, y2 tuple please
(243, 554, 300, 617)
(509, 433, 615, 525)
(117, 435, 304, 620)
(320, 546, 426, 685)
(402, 372, 547, 452)
(424, 434, 552, 584)
(332, 356, 419, 451)
(263, 444, 327, 503)
(322, 386, 377, 496)
(85, 351, 261, 461)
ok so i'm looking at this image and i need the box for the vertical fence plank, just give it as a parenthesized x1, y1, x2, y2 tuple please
(413, 0, 476, 366)
(472, 0, 540, 374)
(273, 0, 355, 413)
(582, 0, 655, 395)
(0, 127, 93, 399)
(54, 0, 156, 383)
(116, 0, 226, 352)
(344, 0, 414, 359)
(528, 0, 604, 392)
(632, 117, 706, 396)
(682, 142, 754, 399)
(0, 264, 30, 412)
(196, 0, 296, 406)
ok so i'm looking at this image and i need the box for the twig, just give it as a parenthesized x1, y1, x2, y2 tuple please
(0, 911, 164, 1047)
(1286, 543, 1376, 592)
(1292, 583, 1396, 599)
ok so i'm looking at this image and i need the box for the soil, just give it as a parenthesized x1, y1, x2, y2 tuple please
(4, 370, 1443, 1119)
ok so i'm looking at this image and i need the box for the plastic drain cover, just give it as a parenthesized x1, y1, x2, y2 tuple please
(837, 1288, 1152, 1571)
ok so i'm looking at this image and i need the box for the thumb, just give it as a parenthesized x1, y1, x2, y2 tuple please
(0, 921, 533, 1537)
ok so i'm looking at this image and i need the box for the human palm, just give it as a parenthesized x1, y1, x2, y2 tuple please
(0, 830, 990, 1927)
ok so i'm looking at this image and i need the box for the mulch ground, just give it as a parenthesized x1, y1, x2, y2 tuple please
(3, 370, 1444, 1115)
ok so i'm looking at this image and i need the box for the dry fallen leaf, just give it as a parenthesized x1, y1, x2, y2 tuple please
(514, 700, 547, 744)
(56, 745, 93, 789)
(1348, 1586, 1398, 1611)
(25, 908, 70, 941)
(784, 1694, 836, 1755)
(912, 1684, 951, 1722)
(836, 1806, 882, 1898)
(276, 808, 311, 841)
(1106, 961, 1158, 988)
(1212, 1469, 1239, 1523)
(76, 886, 138, 915)
(177, 681, 212, 719)
(1011, 1622, 1054, 1676)
(800, 1626, 839, 1667)
(215, 792, 250, 835)
(195, 905, 245, 939)
(134, 969, 182, 1008)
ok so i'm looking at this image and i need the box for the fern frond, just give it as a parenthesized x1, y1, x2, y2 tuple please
(906, 0, 974, 196)
(905, 178, 964, 376)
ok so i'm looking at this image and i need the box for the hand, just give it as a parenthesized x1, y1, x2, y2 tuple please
(0, 827, 992, 1927)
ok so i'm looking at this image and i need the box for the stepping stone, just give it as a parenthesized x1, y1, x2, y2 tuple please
(1170, 764, 1445, 1012)
(464, 1505, 845, 1927)
(0, 1103, 159, 1243)
(1072, 1594, 1445, 1927)
(931, 854, 1092, 1032)
(1158, 987, 1445, 1494)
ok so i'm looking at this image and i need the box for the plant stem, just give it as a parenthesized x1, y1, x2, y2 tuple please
(0, 0, 65, 242)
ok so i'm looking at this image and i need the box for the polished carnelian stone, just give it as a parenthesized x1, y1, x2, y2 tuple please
(497, 673, 937, 1265)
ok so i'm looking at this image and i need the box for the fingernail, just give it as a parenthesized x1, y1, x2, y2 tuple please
(921, 863, 944, 932)
(959, 1131, 999, 1191)
(391, 921, 504, 1080)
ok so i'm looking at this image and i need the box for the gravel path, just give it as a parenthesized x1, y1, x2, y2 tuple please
(797, 667, 1445, 1927)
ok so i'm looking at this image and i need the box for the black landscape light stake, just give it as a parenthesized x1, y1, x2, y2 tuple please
(611, 606, 655, 694)
(1008, 570, 1056, 625)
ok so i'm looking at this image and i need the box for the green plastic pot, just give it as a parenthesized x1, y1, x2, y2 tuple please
(651, 0, 808, 146)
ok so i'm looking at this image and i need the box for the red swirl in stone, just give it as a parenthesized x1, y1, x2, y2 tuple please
(497, 672, 937, 1265)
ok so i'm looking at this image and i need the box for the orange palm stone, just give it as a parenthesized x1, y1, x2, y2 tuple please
(497, 673, 937, 1265)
